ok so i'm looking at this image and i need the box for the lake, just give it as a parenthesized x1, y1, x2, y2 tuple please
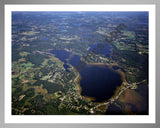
(50, 50, 81, 71)
(79, 64, 123, 102)
(50, 50, 72, 63)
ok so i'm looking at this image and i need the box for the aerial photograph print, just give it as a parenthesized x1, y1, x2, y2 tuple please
(11, 11, 149, 115)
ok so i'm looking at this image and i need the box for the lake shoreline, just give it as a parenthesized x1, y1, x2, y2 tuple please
(74, 63, 126, 103)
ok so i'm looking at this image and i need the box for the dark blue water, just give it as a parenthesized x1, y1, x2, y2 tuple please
(89, 43, 111, 57)
(69, 55, 81, 67)
(50, 50, 72, 63)
(63, 64, 70, 72)
(50, 50, 81, 71)
(112, 66, 125, 72)
(80, 64, 122, 102)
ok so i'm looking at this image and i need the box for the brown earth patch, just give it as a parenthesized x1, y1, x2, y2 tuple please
(119, 89, 143, 113)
